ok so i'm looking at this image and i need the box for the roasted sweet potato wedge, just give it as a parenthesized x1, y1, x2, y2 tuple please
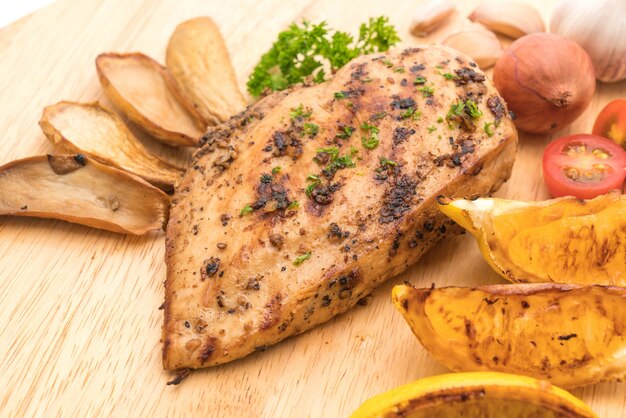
(0, 155, 169, 234)
(166, 17, 246, 125)
(39, 101, 183, 191)
(96, 52, 204, 147)
(437, 192, 626, 286)
(393, 283, 626, 389)
(351, 372, 597, 418)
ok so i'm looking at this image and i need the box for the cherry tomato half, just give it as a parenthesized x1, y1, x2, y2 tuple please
(592, 99, 626, 150)
(542, 134, 626, 199)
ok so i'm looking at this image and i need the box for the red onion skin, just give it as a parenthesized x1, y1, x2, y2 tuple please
(493, 33, 596, 134)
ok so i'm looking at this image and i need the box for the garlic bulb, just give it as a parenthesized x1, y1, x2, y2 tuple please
(550, 0, 626, 82)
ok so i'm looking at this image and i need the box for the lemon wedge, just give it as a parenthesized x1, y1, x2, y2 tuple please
(350, 371, 597, 418)
(437, 191, 626, 286)
(392, 283, 626, 389)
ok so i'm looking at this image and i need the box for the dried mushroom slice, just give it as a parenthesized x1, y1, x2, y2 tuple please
(393, 283, 626, 389)
(0, 155, 169, 234)
(40, 101, 183, 191)
(166, 17, 246, 125)
(96, 52, 204, 147)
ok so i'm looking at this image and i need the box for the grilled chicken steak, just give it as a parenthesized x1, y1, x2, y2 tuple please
(163, 46, 517, 371)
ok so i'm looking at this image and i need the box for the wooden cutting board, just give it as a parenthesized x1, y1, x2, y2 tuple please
(1, 0, 624, 416)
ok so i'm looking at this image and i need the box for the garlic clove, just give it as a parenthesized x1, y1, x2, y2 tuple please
(469, 1, 545, 39)
(442, 28, 503, 69)
(410, 0, 456, 37)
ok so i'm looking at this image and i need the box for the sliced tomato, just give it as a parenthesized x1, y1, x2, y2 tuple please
(592, 99, 626, 150)
(542, 134, 626, 199)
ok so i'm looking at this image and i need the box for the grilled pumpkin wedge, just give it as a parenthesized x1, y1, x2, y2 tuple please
(392, 283, 626, 389)
(350, 372, 597, 418)
(437, 191, 626, 286)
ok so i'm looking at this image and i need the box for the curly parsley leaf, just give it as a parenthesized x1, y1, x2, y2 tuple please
(484, 121, 495, 137)
(303, 122, 320, 137)
(247, 17, 400, 96)
(360, 122, 380, 149)
(356, 17, 401, 54)
(293, 252, 312, 266)
(418, 85, 434, 97)
(336, 125, 355, 139)
(305, 174, 321, 197)
(290, 104, 312, 120)
(240, 205, 253, 216)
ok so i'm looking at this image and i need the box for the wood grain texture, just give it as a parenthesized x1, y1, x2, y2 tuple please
(0, 0, 624, 416)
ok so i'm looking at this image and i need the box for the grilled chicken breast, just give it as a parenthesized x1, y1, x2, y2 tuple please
(163, 46, 517, 371)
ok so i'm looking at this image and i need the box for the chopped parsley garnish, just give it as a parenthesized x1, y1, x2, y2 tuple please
(315, 146, 340, 162)
(442, 72, 458, 80)
(447, 101, 466, 120)
(334, 91, 347, 99)
(290, 104, 312, 120)
(446, 99, 482, 120)
(375, 156, 398, 179)
(336, 125, 355, 139)
(379, 157, 397, 167)
(414, 76, 427, 85)
(247, 17, 400, 96)
(484, 121, 495, 137)
(362, 136, 380, 149)
(418, 85, 434, 97)
(272, 166, 282, 174)
(371, 112, 387, 120)
(293, 252, 312, 266)
(305, 174, 321, 197)
(303, 122, 320, 136)
(400, 107, 421, 120)
(437, 116, 444, 123)
(360, 122, 380, 149)
(465, 99, 483, 118)
(315, 146, 357, 177)
(435, 65, 444, 69)
(427, 125, 437, 133)
(446, 99, 483, 131)
(260, 173, 273, 183)
(240, 205, 253, 216)
(287, 200, 300, 210)
(382, 59, 394, 67)
(360, 122, 378, 132)
(394, 67, 405, 73)
(330, 147, 358, 170)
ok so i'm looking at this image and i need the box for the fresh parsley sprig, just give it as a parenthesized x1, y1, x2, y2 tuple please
(247, 17, 400, 96)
